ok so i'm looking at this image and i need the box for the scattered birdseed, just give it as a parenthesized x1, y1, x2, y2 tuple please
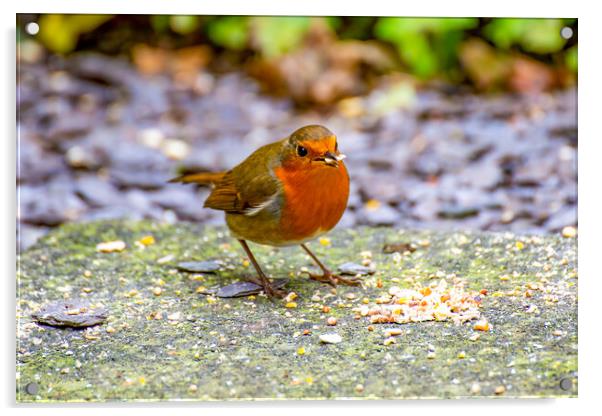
(473, 319, 490, 331)
(319, 333, 342, 344)
(83, 270, 92, 278)
(83, 332, 100, 341)
(322, 306, 331, 313)
(106, 326, 116, 333)
(515, 241, 525, 250)
(384, 328, 402, 337)
(138, 235, 155, 246)
(327, 317, 337, 326)
(360, 279, 482, 325)
(355, 384, 365, 393)
(96, 240, 126, 253)
(471, 383, 481, 394)
(285, 292, 298, 302)
(297, 346, 306, 356)
(152, 287, 162, 296)
(189, 384, 198, 392)
(303, 329, 311, 335)
(367, 325, 374, 331)
(562, 226, 577, 238)
(360, 250, 373, 259)
(494, 385, 506, 395)
(427, 351, 436, 359)
(285, 302, 298, 309)
(167, 312, 181, 321)
(382, 242, 416, 254)
(319, 237, 331, 246)
(469, 333, 480, 342)
(157, 254, 174, 264)
(457, 351, 466, 359)
(383, 337, 396, 346)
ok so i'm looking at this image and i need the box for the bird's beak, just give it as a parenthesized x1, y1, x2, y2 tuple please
(318, 152, 346, 167)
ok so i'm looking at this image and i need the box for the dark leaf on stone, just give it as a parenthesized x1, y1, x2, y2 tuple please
(32, 301, 108, 328)
(216, 279, 288, 298)
(337, 262, 375, 276)
(382, 243, 417, 254)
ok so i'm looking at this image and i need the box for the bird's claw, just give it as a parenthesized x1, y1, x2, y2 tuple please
(245, 277, 287, 299)
(301, 270, 363, 287)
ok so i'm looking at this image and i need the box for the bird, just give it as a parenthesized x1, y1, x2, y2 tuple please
(169, 125, 360, 297)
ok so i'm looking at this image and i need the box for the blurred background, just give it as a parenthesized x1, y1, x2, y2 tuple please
(16, 15, 577, 250)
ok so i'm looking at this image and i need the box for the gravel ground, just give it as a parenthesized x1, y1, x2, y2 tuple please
(17, 54, 577, 250)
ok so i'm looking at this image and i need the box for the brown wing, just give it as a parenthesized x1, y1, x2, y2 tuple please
(203, 141, 282, 215)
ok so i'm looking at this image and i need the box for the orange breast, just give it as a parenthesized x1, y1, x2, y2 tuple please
(274, 162, 349, 243)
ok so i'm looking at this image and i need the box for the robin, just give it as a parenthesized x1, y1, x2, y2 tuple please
(170, 125, 361, 297)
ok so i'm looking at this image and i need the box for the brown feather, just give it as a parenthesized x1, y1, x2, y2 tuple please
(168, 172, 226, 185)
(204, 141, 283, 214)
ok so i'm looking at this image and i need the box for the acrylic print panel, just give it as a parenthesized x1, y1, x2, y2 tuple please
(16, 14, 577, 402)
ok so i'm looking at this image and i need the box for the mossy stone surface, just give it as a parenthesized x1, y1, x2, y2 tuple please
(16, 220, 577, 402)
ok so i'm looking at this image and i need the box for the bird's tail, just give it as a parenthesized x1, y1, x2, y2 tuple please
(168, 171, 226, 185)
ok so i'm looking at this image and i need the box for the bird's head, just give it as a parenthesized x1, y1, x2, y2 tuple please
(280, 125, 346, 170)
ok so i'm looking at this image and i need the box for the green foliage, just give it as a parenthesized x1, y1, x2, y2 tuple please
(26, 14, 577, 84)
(37, 14, 112, 54)
(251, 16, 311, 58)
(207, 16, 249, 50)
(483, 18, 571, 54)
(565, 45, 578, 72)
(150, 15, 171, 33)
(169, 15, 201, 35)
(374, 17, 478, 78)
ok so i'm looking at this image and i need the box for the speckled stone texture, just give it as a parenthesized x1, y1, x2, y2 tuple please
(16, 220, 577, 401)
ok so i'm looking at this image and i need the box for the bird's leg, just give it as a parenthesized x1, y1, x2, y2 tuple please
(238, 239, 286, 298)
(300, 243, 362, 287)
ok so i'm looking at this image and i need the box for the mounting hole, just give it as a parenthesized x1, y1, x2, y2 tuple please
(25, 382, 39, 395)
(25, 22, 39, 36)
(561, 26, 573, 40)
(559, 378, 573, 391)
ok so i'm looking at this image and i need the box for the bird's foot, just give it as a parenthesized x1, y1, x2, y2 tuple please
(302, 270, 362, 287)
(245, 276, 287, 298)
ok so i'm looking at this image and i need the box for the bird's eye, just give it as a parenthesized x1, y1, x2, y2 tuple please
(335, 141, 338, 152)
(297, 145, 308, 157)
